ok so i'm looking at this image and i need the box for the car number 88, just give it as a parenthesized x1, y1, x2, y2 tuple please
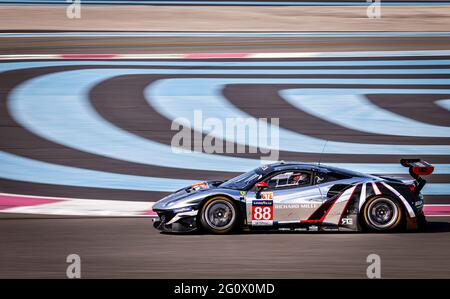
(253, 206, 272, 220)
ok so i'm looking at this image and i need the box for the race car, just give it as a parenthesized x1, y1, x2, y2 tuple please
(152, 159, 433, 234)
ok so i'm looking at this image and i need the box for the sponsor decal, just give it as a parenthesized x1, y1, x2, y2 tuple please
(415, 200, 424, 208)
(173, 206, 193, 213)
(252, 199, 273, 225)
(239, 191, 247, 200)
(276, 203, 319, 209)
(308, 225, 319, 231)
(252, 200, 273, 207)
(261, 192, 273, 200)
(341, 217, 353, 225)
(252, 220, 274, 226)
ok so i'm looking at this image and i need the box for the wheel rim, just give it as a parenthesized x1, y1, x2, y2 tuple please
(204, 199, 235, 230)
(367, 198, 399, 229)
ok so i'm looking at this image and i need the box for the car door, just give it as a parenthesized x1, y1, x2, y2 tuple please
(245, 169, 325, 225)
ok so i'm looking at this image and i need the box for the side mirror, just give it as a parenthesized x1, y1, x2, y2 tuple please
(255, 181, 268, 199)
(255, 181, 268, 189)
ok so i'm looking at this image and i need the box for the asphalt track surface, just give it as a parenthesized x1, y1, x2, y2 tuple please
(1, 35, 450, 278)
(4, 0, 450, 6)
(1, 215, 450, 278)
(3, 36, 450, 54)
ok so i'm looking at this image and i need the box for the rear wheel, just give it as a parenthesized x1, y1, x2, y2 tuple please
(362, 196, 403, 232)
(199, 196, 239, 234)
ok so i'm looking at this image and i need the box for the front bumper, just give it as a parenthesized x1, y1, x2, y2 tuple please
(153, 209, 199, 233)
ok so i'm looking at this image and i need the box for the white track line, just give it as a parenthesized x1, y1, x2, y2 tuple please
(0, 192, 155, 217)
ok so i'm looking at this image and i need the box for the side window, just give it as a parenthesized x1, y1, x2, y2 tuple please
(314, 171, 350, 184)
(266, 171, 312, 189)
(314, 172, 326, 185)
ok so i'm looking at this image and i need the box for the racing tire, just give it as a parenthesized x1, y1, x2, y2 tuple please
(199, 196, 239, 234)
(361, 195, 404, 232)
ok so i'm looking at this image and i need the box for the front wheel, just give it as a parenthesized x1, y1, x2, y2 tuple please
(199, 196, 239, 234)
(362, 196, 404, 232)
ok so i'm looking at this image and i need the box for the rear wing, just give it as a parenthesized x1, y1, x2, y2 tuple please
(400, 159, 434, 193)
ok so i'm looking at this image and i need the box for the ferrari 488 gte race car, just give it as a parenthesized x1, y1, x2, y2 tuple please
(152, 159, 433, 234)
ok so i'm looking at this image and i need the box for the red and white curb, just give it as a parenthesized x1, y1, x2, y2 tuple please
(0, 192, 156, 217)
(0, 192, 449, 217)
(2, 50, 450, 60)
(423, 205, 450, 217)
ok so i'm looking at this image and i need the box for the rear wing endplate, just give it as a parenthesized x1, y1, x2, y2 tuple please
(400, 159, 434, 193)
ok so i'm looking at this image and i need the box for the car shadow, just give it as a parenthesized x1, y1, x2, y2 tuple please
(418, 221, 450, 234)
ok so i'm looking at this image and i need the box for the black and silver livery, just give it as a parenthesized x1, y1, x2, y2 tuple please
(152, 159, 432, 234)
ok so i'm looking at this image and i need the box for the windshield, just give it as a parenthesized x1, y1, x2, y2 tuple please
(220, 169, 262, 190)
